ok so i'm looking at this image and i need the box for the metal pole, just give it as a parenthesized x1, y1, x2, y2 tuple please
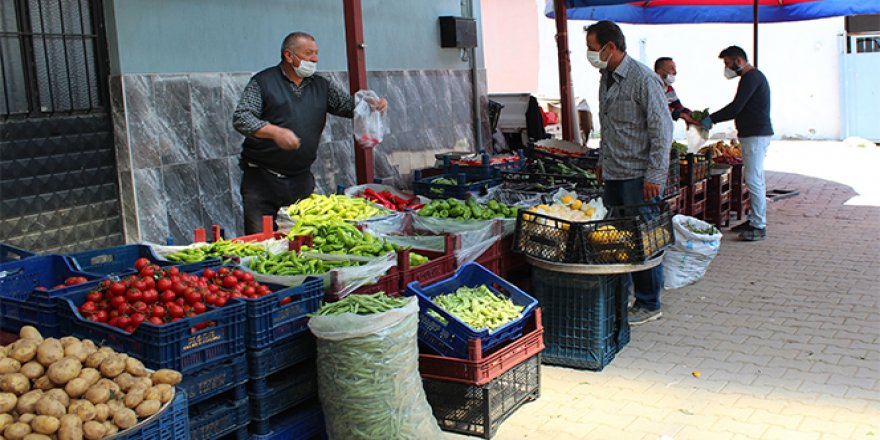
(553, 0, 574, 142)
(753, 0, 758, 68)
(343, 0, 373, 184)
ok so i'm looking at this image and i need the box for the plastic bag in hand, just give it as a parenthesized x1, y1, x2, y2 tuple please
(353, 90, 386, 148)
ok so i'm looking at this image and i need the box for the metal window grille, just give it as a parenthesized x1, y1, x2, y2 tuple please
(0, 0, 109, 118)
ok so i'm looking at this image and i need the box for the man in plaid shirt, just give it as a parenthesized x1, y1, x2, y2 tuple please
(585, 21, 673, 325)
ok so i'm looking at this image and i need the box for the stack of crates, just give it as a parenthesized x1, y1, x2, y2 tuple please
(680, 153, 709, 219)
(408, 263, 543, 438)
(242, 277, 325, 438)
(730, 163, 751, 221)
(530, 267, 631, 371)
(706, 166, 732, 228)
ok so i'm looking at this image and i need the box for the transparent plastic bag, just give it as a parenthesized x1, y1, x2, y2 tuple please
(353, 90, 386, 148)
(309, 297, 443, 440)
(663, 215, 723, 289)
(238, 252, 395, 294)
(454, 223, 502, 266)
(686, 125, 709, 153)
(145, 242, 208, 260)
(473, 186, 542, 237)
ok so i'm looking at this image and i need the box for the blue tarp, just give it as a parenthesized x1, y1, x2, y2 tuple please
(547, 0, 880, 24)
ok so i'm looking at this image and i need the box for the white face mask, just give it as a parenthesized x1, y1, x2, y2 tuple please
(664, 74, 676, 85)
(294, 60, 317, 78)
(587, 44, 609, 70)
(723, 67, 738, 79)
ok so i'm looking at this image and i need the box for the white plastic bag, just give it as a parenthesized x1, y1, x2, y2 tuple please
(353, 90, 386, 148)
(686, 125, 709, 153)
(238, 252, 396, 294)
(309, 297, 443, 440)
(663, 215, 723, 289)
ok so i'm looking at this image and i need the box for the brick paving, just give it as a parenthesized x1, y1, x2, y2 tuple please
(446, 141, 880, 440)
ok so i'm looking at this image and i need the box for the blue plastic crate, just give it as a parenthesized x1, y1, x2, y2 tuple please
(57, 285, 246, 375)
(189, 385, 250, 440)
(0, 255, 103, 336)
(249, 401, 324, 440)
(247, 331, 316, 379)
(412, 171, 500, 200)
(114, 389, 190, 440)
(67, 244, 221, 276)
(530, 268, 630, 371)
(248, 363, 318, 434)
(441, 151, 526, 181)
(405, 262, 538, 359)
(242, 277, 322, 350)
(181, 355, 249, 406)
(0, 242, 36, 263)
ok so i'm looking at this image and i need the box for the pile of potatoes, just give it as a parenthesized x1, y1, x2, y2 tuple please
(0, 326, 182, 440)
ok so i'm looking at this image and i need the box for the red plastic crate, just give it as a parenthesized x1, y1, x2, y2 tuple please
(497, 235, 528, 278)
(326, 267, 401, 302)
(419, 308, 544, 386)
(398, 236, 456, 292)
(194, 215, 292, 246)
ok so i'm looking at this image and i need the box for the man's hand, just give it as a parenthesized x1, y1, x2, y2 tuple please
(644, 181, 661, 200)
(700, 116, 713, 130)
(274, 127, 301, 150)
(680, 113, 697, 126)
(367, 97, 388, 113)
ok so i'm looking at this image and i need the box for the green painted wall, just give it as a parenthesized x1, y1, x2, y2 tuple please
(105, 0, 483, 74)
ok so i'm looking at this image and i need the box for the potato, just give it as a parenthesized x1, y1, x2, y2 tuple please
(0, 414, 13, 431)
(97, 347, 114, 355)
(77, 369, 100, 387)
(0, 393, 17, 413)
(58, 337, 78, 349)
(67, 400, 95, 422)
(0, 344, 9, 357)
(123, 387, 144, 409)
(23, 433, 52, 440)
(143, 387, 161, 402)
(0, 374, 30, 395)
(98, 356, 125, 379)
(82, 386, 109, 406)
(3, 422, 30, 440)
(34, 340, 63, 367)
(132, 377, 152, 390)
(16, 363, 41, 381)
(44, 389, 69, 408)
(105, 400, 124, 414)
(17, 414, 35, 424)
(47, 357, 82, 385)
(154, 384, 173, 404)
(0, 359, 20, 375)
(57, 414, 83, 440)
(29, 415, 59, 435)
(83, 352, 107, 370)
(150, 369, 182, 386)
(123, 358, 147, 378)
(95, 380, 119, 396)
(8, 341, 37, 364)
(64, 378, 89, 399)
(111, 408, 137, 429)
(92, 404, 109, 423)
(15, 390, 42, 414)
(63, 343, 89, 364)
(81, 421, 105, 440)
(81, 340, 96, 352)
(112, 373, 135, 392)
(31, 376, 52, 392)
(18, 327, 43, 343)
(100, 421, 117, 436)
(134, 399, 161, 418)
(34, 396, 65, 418)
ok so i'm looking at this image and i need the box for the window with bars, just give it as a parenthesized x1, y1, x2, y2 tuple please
(0, 0, 108, 118)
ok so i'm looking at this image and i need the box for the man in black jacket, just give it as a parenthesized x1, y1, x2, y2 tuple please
(233, 31, 387, 234)
(699, 46, 773, 241)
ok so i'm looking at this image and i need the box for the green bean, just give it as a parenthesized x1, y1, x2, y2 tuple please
(428, 285, 524, 331)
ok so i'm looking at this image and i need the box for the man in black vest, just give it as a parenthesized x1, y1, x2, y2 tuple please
(233, 31, 387, 234)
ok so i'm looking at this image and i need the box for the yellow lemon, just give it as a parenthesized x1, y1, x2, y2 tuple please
(537, 204, 550, 211)
(571, 199, 583, 210)
(561, 195, 573, 204)
(585, 208, 596, 217)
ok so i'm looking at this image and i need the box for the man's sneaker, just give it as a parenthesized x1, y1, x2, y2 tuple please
(629, 307, 662, 325)
(738, 225, 767, 241)
(730, 221, 752, 231)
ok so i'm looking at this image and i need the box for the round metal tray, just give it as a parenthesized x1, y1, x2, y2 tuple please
(104, 381, 176, 439)
(526, 252, 664, 275)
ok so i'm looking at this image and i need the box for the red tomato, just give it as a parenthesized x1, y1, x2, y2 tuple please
(148, 317, 164, 325)
(156, 278, 172, 292)
(161, 290, 176, 303)
(215, 297, 228, 307)
(100, 280, 111, 288)
(169, 304, 184, 318)
(151, 305, 166, 318)
(110, 296, 126, 309)
(139, 266, 155, 278)
(86, 291, 102, 303)
(125, 325, 137, 333)
(110, 282, 126, 295)
(132, 301, 148, 313)
(207, 284, 219, 293)
(243, 287, 256, 297)
(117, 316, 131, 328)
(218, 267, 230, 276)
(108, 317, 120, 327)
(134, 258, 151, 271)
(79, 301, 97, 314)
(167, 266, 180, 276)
(94, 310, 108, 322)
(202, 269, 216, 279)
(130, 313, 146, 325)
(144, 277, 156, 290)
(221, 276, 238, 289)
(232, 269, 244, 279)
(257, 286, 272, 296)
(132, 280, 147, 291)
(241, 272, 254, 283)
(142, 289, 158, 304)
(192, 302, 207, 314)
(185, 291, 201, 305)
(171, 282, 187, 294)
(280, 297, 292, 306)
(109, 310, 120, 318)
(119, 303, 133, 315)
(126, 289, 143, 303)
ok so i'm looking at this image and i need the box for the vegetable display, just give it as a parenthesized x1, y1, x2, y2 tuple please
(289, 221, 398, 257)
(314, 292, 407, 316)
(690, 108, 710, 122)
(248, 252, 364, 276)
(428, 285, 524, 331)
(671, 141, 688, 156)
(164, 240, 269, 263)
(0, 326, 182, 440)
(75, 259, 271, 332)
(522, 197, 606, 223)
(684, 222, 719, 236)
(417, 198, 518, 220)
(287, 194, 388, 224)
(356, 189, 423, 211)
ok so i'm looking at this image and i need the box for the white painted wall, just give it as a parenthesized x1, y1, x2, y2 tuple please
(534, 1, 846, 140)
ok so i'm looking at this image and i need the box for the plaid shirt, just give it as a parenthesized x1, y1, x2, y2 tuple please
(232, 69, 354, 136)
(598, 55, 673, 185)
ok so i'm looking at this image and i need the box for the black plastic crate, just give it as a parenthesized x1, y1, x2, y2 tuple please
(422, 354, 541, 439)
(189, 384, 250, 440)
(412, 171, 500, 200)
(531, 269, 630, 371)
(665, 149, 680, 197)
(512, 210, 581, 263)
(578, 204, 673, 265)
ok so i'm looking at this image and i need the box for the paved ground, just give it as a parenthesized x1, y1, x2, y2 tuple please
(447, 141, 880, 440)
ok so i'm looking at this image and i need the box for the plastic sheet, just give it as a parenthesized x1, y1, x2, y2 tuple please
(342, 183, 430, 206)
(146, 238, 289, 260)
(309, 298, 442, 440)
(663, 215, 722, 289)
(473, 186, 543, 237)
(238, 252, 396, 294)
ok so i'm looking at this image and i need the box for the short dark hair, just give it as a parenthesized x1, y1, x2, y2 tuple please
(281, 32, 316, 56)
(719, 45, 748, 61)
(584, 21, 626, 52)
(654, 57, 673, 72)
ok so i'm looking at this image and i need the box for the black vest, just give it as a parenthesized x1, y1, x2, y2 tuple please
(242, 65, 329, 175)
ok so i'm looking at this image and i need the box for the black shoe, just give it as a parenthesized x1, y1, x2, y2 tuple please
(731, 221, 752, 232)
(738, 226, 766, 241)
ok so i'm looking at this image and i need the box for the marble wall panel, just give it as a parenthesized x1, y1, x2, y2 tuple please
(153, 75, 194, 166)
(190, 74, 228, 161)
(109, 76, 131, 173)
(197, 159, 235, 234)
(226, 157, 245, 236)
(123, 76, 162, 170)
(116, 171, 138, 243)
(162, 163, 202, 244)
(132, 168, 169, 243)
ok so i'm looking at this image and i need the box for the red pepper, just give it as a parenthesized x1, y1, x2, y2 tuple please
(409, 203, 425, 210)
(363, 188, 397, 210)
